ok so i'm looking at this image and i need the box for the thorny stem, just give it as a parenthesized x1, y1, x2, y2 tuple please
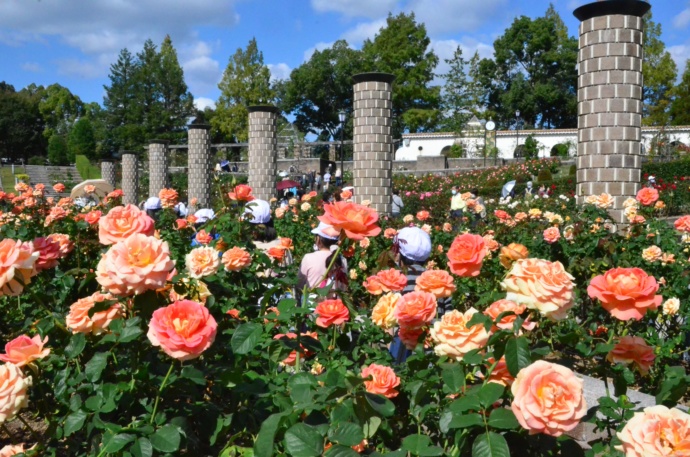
(149, 363, 175, 425)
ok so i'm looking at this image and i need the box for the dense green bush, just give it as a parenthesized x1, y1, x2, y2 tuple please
(537, 169, 552, 183)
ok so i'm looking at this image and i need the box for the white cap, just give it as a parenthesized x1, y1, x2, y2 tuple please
(244, 199, 271, 224)
(342, 186, 354, 191)
(527, 181, 533, 188)
(310, 222, 340, 240)
(144, 197, 162, 211)
(194, 208, 215, 224)
(175, 202, 188, 217)
(396, 226, 432, 262)
(649, 175, 656, 181)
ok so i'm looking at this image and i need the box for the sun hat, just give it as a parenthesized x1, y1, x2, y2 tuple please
(310, 222, 340, 240)
(396, 226, 432, 262)
(144, 197, 162, 211)
(244, 199, 271, 224)
(194, 208, 216, 224)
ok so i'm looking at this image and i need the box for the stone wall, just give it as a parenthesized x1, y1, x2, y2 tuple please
(121, 152, 138, 205)
(148, 140, 169, 200)
(188, 124, 212, 211)
(100, 161, 117, 188)
(248, 106, 279, 201)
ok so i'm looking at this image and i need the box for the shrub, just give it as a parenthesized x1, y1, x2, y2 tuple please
(75, 155, 101, 180)
(569, 164, 576, 176)
(28, 156, 46, 165)
(537, 169, 553, 183)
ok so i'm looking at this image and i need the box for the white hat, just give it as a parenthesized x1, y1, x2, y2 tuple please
(526, 181, 533, 188)
(194, 208, 215, 224)
(649, 175, 656, 181)
(244, 199, 271, 224)
(342, 186, 354, 192)
(144, 197, 162, 211)
(175, 202, 188, 217)
(396, 226, 432, 262)
(311, 222, 340, 240)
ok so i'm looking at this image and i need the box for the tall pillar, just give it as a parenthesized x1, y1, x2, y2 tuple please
(352, 73, 395, 215)
(121, 152, 139, 206)
(574, 1, 650, 224)
(148, 140, 169, 199)
(101, 160, 116, 189)
(248, 106, 279, 202)
(188, 121, 212, 212)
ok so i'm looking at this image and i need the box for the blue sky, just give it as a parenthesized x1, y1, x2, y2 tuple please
(0, 0, 688, 111)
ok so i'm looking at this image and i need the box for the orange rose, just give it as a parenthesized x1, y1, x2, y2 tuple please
(371, 293, 400, 330)
(443, 222, 453, 232)
(587, 267, 662, 321)
(314, 299, 350, 328)
(158, 188, 179, 208)
(47, 233, 73, 256)
(415, 269, 456, 299)
(430, 308, 490, 360)
(636, 187, 659, 206)
(499, 243, 529, 269)
(84, 210, 102, 225)
(484, 299, 536, 333)
(266, 246, 287, 262)
(66, 291, 124, 335)
(361, 363, 400, 398)
(175, 219, 188, 230)
(226, 309, 240, 319)
(447, 233, 486, 277)
(318, 201, 381, 241)
(363, 268, 408, 295)
(674, 215, 690, 233)
(0, 363, 31, 423)
(543, 227, 560, 244)
(84, 184, 96, 194)
(394, 291, 437, 329)
(222, 247, 252, 272)
(511, 361, 586, 437)
(616, 406, 690, 457)
(96, 233, 174, 296)
(228, 184, 255, 201)
(416, 210, 430, 221)
(98, 204, 155, 245)
(0, 334, 50, 367)
(147, 300, 217, 361)
(483, 234, 500, 253)
(195, 229, 213, 245)
(384, 228, 397, 239)
(279, 237, 294, 250)
(606, 336, 655, 376)
(398, 326, 425, 350)
(484, 356, 515, 386)
(0, 239, 38, 297)
(53, 183, 66, 193)
(502, 258, 575, 321)
(273, 332, 318, 365)
(185, 246, 220, 278)
(341, 190, 352, 200)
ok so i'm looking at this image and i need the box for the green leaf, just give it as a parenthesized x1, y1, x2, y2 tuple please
(656, 366, 689, 406)
(284, 423, 324, 457)
(328, 422, 364, 446)
(85, 352, 108, 383)
(364, 392, 395, 417)
(254, 413, 286, 457)
(445, 412, 484, 430)
(442, 364, 465, 393)
(362, 416, 381, 438)
(131, 438, 153, 457)
(180, 366, 206, 386)
(471, 432, 510, 457)
(401, 434, 444, 456)
(487, 408, 519, 429)
(478, 383, 504, 408)
(231, 323, 263, 355)
(64, 410, 88, 437)
(118, 323, 144, 343)
(449, 394, 481, 413)
(64, 333, 86, 359)
(325, 445, 360, 457)
(505, 337, 531, 377)
(150, 424, 181, 453)
(103, 433, 135, 453)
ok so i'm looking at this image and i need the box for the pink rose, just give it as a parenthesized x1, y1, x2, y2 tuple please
(483, 299, 536, 333)
(511, 360, 586, 437)
(606, 336, 655, 376)
(147, 300, 217, 361)
(0, 335, 50, 367)
(587, 267, 662, 321)
(66, 291, 124, 335)
(616, 405, 690, 457)
(0, 239, 38, 297)
(32, 237, 62, 271)
(0, 362, 31, 423)
(98, 204, 155, 245)
(542, 227, 560, 244)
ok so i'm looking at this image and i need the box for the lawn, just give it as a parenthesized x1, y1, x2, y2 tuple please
(0, 165, 24, 191)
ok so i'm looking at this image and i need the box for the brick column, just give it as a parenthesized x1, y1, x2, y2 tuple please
(352, 73, 395, 215)
(188, 122, 212, 212)
(248, 106, 279, 202)
(121, 152, 139, 206)
(148, 140, 169, 199)
(101, 160, 116, 189)
(574, 0, 650, 224)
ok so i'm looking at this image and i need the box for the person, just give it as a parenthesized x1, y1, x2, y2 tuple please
(323, 170, 331, 191)
(392, 189, 404, 217)
(525, 181, 534, 198)
(538, 185, 547, 197)
(470, 188, 486, 228)
(309, 170, 316, 191)
(315, 172, 322, 191)
(296, 222, 345, 293)
(450, 186, 466, 221)
(232, 163, 238, 173)
(194, 208, 216, 225)
(174, 202, 188, 218)
(335, 167, 342, 187)
(144, 197, 162, 220)
(243, 199, 292, 262)
(648, 175, 656, 188)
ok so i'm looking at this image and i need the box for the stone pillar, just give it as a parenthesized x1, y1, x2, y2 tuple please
(352, 73, 395, 215)
(328, 144, 337, 161)
(148, 140, 169, 199)
(188, 122, 212, 212)
(101, 160, 116, 189)
(574, 0, 650, 224)
(121, 152, 139, 206)
(248, 105, 279, 202)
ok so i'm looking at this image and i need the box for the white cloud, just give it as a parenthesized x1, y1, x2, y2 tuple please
(669, 44, 690, 75)
(674, 6, 690, 29)
(180, 40, 222, 98)
(55, 59, 106, 79)
(20, 62, 42, 73)
(408, 0, 508, 35)
(311, 0, 397, 19)
(431, 38, 493, 82)
(267, 63, 292, 81)
(194, 97, 216, 111)
(303, 41, 334, 62)
(341, 19, 386, 47)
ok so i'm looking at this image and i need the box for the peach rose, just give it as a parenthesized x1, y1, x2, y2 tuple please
(318, 201, 381, 241)
(53, 183, 66, 193)
(185, 246, 220, 279)
(587, 267, 662, 321)
(0, 362, 31, 424)
(607, 336, 655, 376)
(484, 356, 515, 386)
(274, 332, 318, 366)
(222, 247, 252, 272)
(384, 228, 397, 239)
(341, 190, 352, 200)
(415, 269, 456, 299)
(0, 239, 38, 297)
(274, 207, 285, 219)
(363, 268, 408, 295)
(301, 202, 311, 211)
(595, 193, 615, 209)
(502, 258, 575, 321)
(616, 405, 690, 457)
(483, 234, 500, 253)
(99, 204, 155, 245)
(484, 299, 536, 333)
(84, 184, 96, 194)
(47, 233, 73, 256)
(361, 363, 400, 398)
(66, 291, 124, 335)
(636, 187, 659, 206)
(0, 335, 50, 367)
(228, 184, 255, 201)
(511, 360, 586, 437)
(416, 210, 430, 221)
(443, 222, 453, 232)
(159, 188, 179, 208)
(499, 243, 529, 269)
(147, 300, 217, 361)
(430, 308, 490, 360)
(543, 227, 560, 244)
(447, 233, 486, 277)
(195, 230, 213, 245)
(315, 299, 350, 328)
(0, 444, 28, 456)
(84, 210, 102, 225)
(674, 215, 690, 233)
(394, 291, 437, 329)
(32, 236, 61, 271)
(402, 214, 414, 224)
(96, 234, 174, 296)
(642, 245, 662, 262)
(663, 297, 680, 316)
(371, 293, 400, 330)
(280, 237, 294, 250)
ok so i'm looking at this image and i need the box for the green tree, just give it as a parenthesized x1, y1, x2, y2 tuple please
(155, 35, 194, 140)
(47, 134, 69, 165)
(38, 83, 84, 139)
(439, 47, 479, 134)
(670, 60, 690, 126)
(642, 12, 678, 126)
(0, 83, 45, 161)
(103, 48, 142, 152)
(214, 38, 274, 142)
(134, 39, 161, 138)
(69, 117, 97, 160)
(362, 12, 440, 137)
